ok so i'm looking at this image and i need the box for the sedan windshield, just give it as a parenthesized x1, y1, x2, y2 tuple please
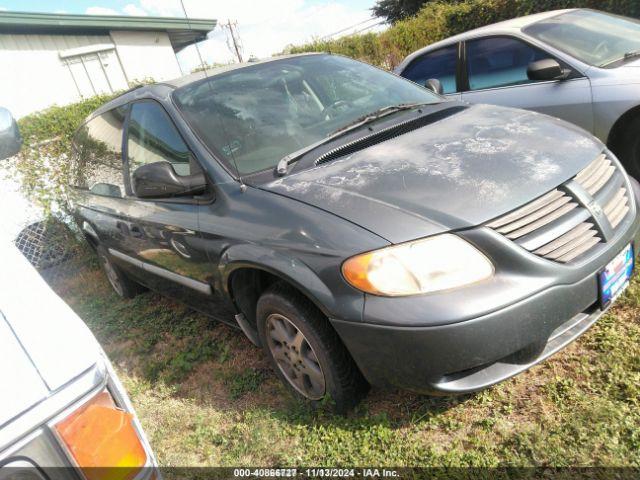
(172, 54, 440, 175)
(524, 9, 640, 68)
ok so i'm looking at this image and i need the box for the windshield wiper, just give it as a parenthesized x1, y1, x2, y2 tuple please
(330, 102, 432, 136)
(275, 102, 430, 176)
(624, 49, 640, 60)
(602, 49, 640, 67)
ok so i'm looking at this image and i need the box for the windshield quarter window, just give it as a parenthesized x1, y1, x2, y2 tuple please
(172, 54, 440, 176)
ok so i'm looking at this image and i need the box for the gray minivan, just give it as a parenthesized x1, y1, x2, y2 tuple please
(71, 53, 640, 411)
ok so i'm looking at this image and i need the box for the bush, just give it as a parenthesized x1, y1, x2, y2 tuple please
(289, 0, 640, 69)
(9, 94, 116, 214)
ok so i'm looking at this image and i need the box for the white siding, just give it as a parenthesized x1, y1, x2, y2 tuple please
(0, 30, 182, 118)
(109, 30, 181, 84)
(0, 33, 115, 118)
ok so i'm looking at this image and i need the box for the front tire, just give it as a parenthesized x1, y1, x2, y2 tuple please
(97, 246, 145, 299)
(256, 282, 369, 413)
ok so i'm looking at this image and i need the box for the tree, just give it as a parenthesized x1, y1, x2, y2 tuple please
(372, 0, 463, 24)
(371, 0, 430, 23)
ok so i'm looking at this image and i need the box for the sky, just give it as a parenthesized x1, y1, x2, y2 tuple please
(0, 0, 384, 72)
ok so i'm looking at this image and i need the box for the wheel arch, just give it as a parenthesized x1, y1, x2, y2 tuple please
(221, 244, 337, 327)
(607, 104, 640, 159)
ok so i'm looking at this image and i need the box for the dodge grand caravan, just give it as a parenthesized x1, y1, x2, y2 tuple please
(69, 53, 640, 411)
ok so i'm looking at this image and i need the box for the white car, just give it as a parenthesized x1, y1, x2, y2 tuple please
(0, 107, 157, 478)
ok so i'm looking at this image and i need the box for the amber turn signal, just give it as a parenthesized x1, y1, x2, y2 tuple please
(55, 390, 147, 480)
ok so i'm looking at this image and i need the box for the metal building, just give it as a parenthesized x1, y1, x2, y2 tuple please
(0, 11, 216, 117)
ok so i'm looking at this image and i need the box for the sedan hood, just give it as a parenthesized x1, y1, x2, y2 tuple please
(0, 244, 102, 427)
(263, 104, 603, 243)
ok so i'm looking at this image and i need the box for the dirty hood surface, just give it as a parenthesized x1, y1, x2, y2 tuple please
(263, 104, 604, 243)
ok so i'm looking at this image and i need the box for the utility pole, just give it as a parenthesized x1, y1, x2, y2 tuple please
(223, 20, 244, 63)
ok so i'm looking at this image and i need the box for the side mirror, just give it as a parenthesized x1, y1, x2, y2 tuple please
(132, 161, 206, 199)
(0, 107, 22, 160)
(424, 78, 444, 95)
(527, 59, 569, 81)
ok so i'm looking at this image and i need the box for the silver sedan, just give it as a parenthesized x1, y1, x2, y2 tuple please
(395, 9, 640, 177)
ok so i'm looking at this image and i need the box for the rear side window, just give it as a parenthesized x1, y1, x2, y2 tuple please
(70, 106, 127, 198)
(126, 101, 192, 179)
(401, 45, 458, 94)
(466, 37, 549, 91)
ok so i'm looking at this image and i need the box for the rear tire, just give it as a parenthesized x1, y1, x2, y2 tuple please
(97, 246, 145, 299)
(256, 282, 369, 413)
(611, 115, 640, 180)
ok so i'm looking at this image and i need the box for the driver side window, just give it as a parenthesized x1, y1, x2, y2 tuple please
(466, 37, 549, 91)
(401, 45, 459, 94)
(126, 101, 193, 182)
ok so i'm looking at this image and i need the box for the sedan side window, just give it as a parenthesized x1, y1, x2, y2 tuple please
(127, 101, 193, 179)
(466, 37, 549, 91)
(400, 45, 458, 94)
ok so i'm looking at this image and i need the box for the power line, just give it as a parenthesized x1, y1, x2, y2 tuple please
(347, 20, 386, 36)
(320, 16, 379, 40)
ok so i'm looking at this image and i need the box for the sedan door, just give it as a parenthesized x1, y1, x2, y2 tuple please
(460, 36, 594, 133)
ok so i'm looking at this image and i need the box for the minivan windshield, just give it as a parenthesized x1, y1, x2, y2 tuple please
(172, 54, 440, 175)
(524, 10, 640, 68)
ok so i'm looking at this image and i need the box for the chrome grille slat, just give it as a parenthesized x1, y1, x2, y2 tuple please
(533, 223, 594, 256)
(518, 208, 590, 252)
(594, 171, 624, 206)
(486, 151, 630, 264)
(610, 205, 630, 229)
(579, 159, 612, 193)
(604, 187, 630, 229)
(495, 196, 572, 234)
(486, 190, 564, 229)
(604, 188, 626, 217)
(539, 227, 598, 260)
(586, 165, 615, 195)
(506, 203, 577, 239)
(574, 153, 605, 185)
(574, 154, 615, 196)
(555, 237, 602, 263)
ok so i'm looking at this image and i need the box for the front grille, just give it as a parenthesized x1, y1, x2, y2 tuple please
(487, 151, 632, 264)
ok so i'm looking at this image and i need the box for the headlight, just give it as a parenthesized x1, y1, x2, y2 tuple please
(342, 234, 494, 296)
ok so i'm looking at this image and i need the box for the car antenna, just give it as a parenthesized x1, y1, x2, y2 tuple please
(179, 0, 247, 192)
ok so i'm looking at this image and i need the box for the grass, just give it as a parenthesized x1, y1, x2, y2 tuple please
(44, 249, 640, 467)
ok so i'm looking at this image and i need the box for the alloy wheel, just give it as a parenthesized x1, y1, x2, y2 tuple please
(265, 313, 326, 400)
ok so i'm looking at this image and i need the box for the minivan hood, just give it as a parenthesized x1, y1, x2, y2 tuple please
(264, 104, 604, 243)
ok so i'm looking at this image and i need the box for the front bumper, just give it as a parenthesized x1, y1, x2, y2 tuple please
(331, 180, 640, 395)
